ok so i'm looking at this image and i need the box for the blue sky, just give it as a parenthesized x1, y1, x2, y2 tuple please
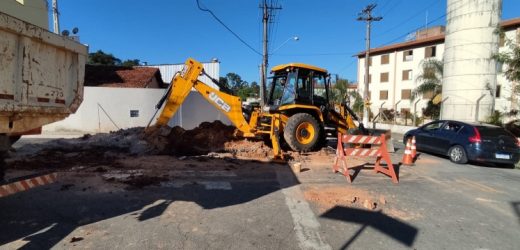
(56, 0, 518, 83)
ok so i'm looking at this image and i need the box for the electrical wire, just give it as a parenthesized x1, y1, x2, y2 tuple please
(196, 0, 262, 56)
(374, 0, 441, 39)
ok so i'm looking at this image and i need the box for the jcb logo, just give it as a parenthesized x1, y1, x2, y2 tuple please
(209, 92, 231, 112)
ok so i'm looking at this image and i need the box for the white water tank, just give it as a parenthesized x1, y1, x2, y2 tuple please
(441, 0, 502, 122)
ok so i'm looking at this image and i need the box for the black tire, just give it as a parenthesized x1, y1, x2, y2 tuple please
(283, 113, 321, 151)
(448, 145, 468, 164)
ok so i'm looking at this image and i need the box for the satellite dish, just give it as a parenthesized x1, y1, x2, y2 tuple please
(72, 27, 79, 34)
(61, 30, 70, 36)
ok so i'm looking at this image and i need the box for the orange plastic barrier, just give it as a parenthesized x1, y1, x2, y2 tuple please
(333, 133, 398, 184)
(0, 172, 58, 198)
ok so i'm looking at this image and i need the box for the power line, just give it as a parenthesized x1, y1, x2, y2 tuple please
(196, 0, 262, 56)
(378, 0, 394, 14)
(374, 0, 441, 39)
(382, 0, 403, 16)
(377, 13, 446, 47)
(271, 51, 357, 57)
(376, 2, 477, 48)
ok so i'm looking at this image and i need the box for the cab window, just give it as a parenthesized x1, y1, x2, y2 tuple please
(312, 74, 327, 103)
(280, 74, 297, 105)
(296, 70, 312, 101)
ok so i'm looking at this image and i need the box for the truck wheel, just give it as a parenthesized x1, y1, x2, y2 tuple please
(284, 113, 321, 151)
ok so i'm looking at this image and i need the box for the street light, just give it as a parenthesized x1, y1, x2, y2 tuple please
(271, 36, 299, 54)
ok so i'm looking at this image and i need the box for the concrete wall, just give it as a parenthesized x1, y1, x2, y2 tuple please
(441, 0, 502, 122)
(43, 87, 231, 133)
(0, 0, 49, 29)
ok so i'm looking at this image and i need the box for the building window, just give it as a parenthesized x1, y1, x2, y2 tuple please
(402, 70, 413, 81)
(401, 89, 412, 100)
(425, 46, 436, 58)
(380, 90, 388, 100)
(130, 110, 139, 117)
(499, 33, 506, 47)
(423, 91, 434, 99)
(403, 50, 413, 61)
(380, 72, 389, 82)
(381, 54, 390, 64)
(496, 85, 501, 98)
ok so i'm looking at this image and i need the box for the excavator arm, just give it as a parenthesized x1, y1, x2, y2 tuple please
(154, 58, 256, 137)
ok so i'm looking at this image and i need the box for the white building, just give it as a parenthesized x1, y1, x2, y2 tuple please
(357, 17, 520, 121)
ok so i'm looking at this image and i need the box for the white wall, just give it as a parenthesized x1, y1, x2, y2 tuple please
(44, 87, 231, 133)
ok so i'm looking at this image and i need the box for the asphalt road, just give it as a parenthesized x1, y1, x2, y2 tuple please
(1, 137, 520, 249)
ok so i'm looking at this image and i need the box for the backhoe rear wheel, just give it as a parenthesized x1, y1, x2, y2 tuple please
(284, 113, 321, 152)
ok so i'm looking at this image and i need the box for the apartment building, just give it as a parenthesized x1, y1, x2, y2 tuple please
(357, 18, 520, 119)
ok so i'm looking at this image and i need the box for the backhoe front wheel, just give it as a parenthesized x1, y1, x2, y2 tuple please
(284, 113, 321, 152)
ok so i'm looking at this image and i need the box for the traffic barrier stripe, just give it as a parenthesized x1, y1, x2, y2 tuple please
(344, 135, 382, 145)
(333, 133, 398, 184)
(0, 173, 58, 198)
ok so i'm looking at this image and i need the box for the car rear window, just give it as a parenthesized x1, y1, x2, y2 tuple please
(476, 126, 513, 137)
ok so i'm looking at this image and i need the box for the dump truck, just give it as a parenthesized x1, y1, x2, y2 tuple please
(151, 58, 370, 160)
(0, 11, 87, 185)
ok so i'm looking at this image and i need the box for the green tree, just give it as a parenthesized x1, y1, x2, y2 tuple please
(225, 73, 247, 94)
(413, 58, 444, 99)
(121, 59, 141, 67)
(88, 50, 121, 65)
(493, 31, 520, 89)
(330, 78, 349, 103)
(413, 58, 444, 119)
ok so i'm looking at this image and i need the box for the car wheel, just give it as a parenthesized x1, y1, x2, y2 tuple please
(448, 145, 468, 164)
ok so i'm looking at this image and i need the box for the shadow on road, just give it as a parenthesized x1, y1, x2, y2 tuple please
(0, 157, 294, 249)
(512, 201, 520, 224)
(321, 206, 418, 249)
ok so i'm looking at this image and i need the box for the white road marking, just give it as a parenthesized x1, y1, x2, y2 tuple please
(275, 167, 332, 250)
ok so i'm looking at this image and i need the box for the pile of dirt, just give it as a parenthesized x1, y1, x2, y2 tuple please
(303, 185, 383, 212)
(224, 140, 271, 159)
(148, 121, 238, 156)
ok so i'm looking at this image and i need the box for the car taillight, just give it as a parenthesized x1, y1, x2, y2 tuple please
(469, 127, 481, 143)
(517, 138, 520, 147)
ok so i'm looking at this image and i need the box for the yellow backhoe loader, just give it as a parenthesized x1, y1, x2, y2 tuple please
(151, 58, 367, 160)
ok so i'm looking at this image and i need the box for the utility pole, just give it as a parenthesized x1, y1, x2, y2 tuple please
(52, 0, 60, 34)
(260, 0, 281, 107)
(357, 4, 382, 125)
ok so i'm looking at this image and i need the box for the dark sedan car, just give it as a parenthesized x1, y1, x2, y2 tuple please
(404, 120, 520, 165)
